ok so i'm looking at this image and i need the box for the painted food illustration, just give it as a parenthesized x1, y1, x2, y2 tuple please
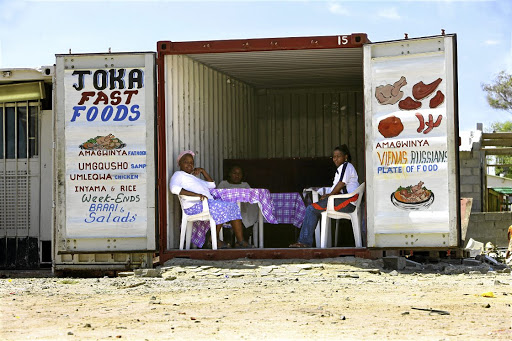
(391, 181, 434, 210)
(398, 96, 422, 110)
(374, 76, 445, 110)
(412, 78, 442, 100)
(429, 90, 445, 108)
(79, 134, 126, 150)
(375, 76, 407, 105)
(378, 116, 404, 138)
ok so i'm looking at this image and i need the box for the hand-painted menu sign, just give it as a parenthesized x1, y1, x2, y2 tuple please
(64, 68, 148, 237)
(371, 53, 450, 233)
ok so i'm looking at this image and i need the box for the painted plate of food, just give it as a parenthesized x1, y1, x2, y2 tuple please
(391, 181, 434, 210)
(79, 134, 126, 150)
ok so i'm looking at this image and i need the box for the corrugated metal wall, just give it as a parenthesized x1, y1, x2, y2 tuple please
(164, 55, 365, 249)
(255, 88, 365, 179)
(165, 55, 257, 248)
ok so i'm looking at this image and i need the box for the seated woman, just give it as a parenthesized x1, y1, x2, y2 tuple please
(169, 150, 253, 249)
(218, 165, 259, 229)
(290, 144, 359, 248)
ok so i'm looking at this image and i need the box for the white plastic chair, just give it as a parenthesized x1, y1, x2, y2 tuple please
(303, 187, 329, 247)
(319, 183, 365, 248)
(177, 195, 218, 250)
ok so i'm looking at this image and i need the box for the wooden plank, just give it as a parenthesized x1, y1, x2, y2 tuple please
(482, 132, 512, 139)
(487, 164, 512, 167)
(483, 148, 512, 155)
(482, 139, 512, 147)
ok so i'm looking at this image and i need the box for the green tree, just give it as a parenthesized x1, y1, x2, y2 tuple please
(482, 71, 512, 114)
(487, 120, 512, 178)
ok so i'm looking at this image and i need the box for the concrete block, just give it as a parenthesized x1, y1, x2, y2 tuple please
(383, 256, 406, 270)
(383, 250, 400, 257)
(472, 168, 482, 176)
(485, 213, 501, 221)
(460, 175, 480, 185)
(461, 158, 481, 168)
(470, 213, 484, 222)
(460, 184, 473, 193)
(458, 151, 471, 160)
(472, 185, 482, 193)
(459, 167, 472, 176)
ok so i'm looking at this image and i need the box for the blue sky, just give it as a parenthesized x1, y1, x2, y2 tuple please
(0, 0, 511, 131)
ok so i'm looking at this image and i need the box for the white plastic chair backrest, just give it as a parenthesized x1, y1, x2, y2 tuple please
(351, 182, 365, 208)
(178, 195, 210, 218)
(326, 182, 365, 214)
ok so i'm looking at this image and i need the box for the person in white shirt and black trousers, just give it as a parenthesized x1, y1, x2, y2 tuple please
(290, 144, 359, 248)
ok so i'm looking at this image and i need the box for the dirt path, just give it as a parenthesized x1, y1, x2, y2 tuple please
(1, 257, 511, 340)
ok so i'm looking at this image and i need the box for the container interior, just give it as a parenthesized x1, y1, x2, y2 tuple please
(164, 46, 365, 249)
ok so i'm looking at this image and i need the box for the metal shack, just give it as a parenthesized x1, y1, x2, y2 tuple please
(0, 67, 53, 269)
(156, 33, 460, 263)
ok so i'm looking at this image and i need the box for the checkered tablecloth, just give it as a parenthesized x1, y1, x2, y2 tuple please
(210, 188, 279, 224)
(269, 192, 306, 228)
(190, 189, 307, 247)
(191, 188, 279, 247)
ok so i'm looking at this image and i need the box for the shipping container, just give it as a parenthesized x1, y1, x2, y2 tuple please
(156, 33, 460, 262)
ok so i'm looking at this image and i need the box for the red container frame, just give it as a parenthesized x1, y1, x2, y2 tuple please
(155, 34, 370, 262)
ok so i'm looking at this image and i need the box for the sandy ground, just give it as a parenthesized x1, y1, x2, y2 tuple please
(1, 257, 511, 341)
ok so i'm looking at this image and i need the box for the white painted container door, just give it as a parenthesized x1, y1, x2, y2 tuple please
(54, 53, 156, 253)
(364, 35, 460, 248)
